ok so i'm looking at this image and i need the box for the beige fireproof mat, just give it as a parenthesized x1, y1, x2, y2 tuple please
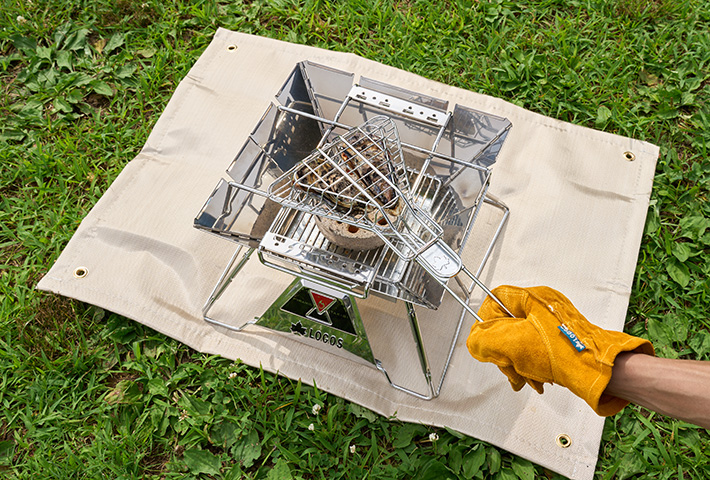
(38, 29, 658, 480)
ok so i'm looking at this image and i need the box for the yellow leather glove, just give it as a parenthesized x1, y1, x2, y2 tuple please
(467, 285, 654, 416)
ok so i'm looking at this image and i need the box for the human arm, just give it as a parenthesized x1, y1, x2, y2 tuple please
(605, 352, 710, 429)
(467, 285, 710, 428)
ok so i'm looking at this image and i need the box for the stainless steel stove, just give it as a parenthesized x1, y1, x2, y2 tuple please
(194, 61, 512, 399)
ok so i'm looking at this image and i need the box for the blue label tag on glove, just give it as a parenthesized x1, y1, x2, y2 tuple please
(558, 325, 586, 352)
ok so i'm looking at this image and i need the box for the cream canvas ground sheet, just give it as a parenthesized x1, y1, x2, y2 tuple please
(38, 30, 659, 480)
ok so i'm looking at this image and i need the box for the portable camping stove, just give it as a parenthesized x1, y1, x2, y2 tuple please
(194, 61, 512, 399)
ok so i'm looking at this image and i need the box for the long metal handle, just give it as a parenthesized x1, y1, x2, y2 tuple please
(415, 240, 514, 321)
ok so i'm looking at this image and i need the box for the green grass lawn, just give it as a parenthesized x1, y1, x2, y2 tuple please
(1, 0, 709, 478)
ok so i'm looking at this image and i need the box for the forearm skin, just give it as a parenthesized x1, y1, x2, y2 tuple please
(605, 353, 710, 429)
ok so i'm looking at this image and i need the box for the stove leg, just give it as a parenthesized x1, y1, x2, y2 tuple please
(406, 301, 434, 395)
(374, 301, 437, 400)
(202, 246, 257, 331)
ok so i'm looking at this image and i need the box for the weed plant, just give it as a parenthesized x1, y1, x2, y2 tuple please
(1, 0, 709, 478)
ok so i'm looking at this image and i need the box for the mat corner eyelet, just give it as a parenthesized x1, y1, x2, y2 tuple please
(73, 267, 89, 279)
(556, 433, 572, 448)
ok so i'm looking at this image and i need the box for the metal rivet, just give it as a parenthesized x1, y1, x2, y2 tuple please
(227, 44, 237, 51)
(73, 267, 88, 279)
(556, 434, 572, 448)
(623, 151, 635, 161)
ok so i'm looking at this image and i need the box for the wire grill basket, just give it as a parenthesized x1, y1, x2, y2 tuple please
(268, 116, 443, 261)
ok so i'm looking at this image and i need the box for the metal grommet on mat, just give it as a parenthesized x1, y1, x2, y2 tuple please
(556, 434, 572, 448)
(623, 151, 635, 162)
(73, 266, 88, 279)
(227, 44, 237, 51)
